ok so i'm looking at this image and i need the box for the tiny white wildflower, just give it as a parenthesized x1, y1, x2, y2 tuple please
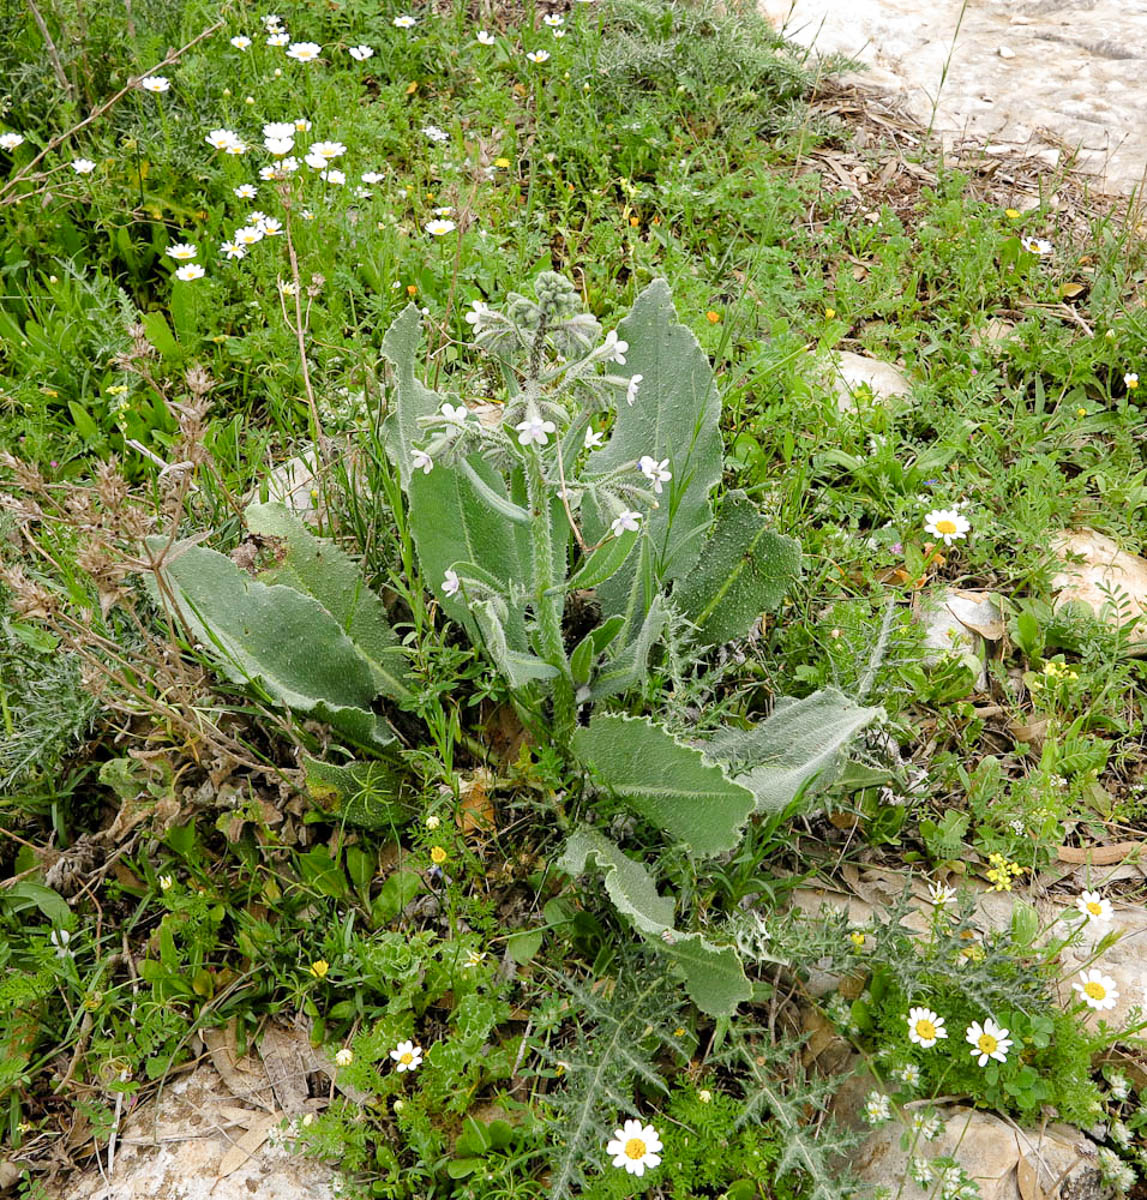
(526, 49, 550, 63)
(442, 569, 460, 597)
(71, 158, 96, 174)
(515, 416, 556, 446)
(440, 402, 470, 424)
(637, 455, 672, 494)
(348, 44, 374, 60)
(584, 427, 604, 450)
(0, 132, 25, 151)
(476, 29, 496, 44)
(392, 14, 416, 27)
(334, 1047, 354, 1067)
(175, 263, 206, 281)
(626, 373, 642, 405)
(863, 1091, 892, 1125)
(50, 928, 73, 958)
(230, 35, 252, 50)
(411, 448, 434, 474)
(610, 510, 642, 537)
(602, 329, 628, 364)
(390, 1040, 423, 1072)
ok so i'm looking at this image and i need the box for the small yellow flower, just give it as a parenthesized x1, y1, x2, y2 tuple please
(1076, 407, 1087, 417)
(673, 1027, 685, 1037)
(309, 959, 329, 978)
(850, 931, 866, 949)
(106, 384, 128, 396)
(706, 311, 721, 324)
(430, 845, 447, 865)
(407, 284, 418, 296)
(494, 157, 510, 168)
(824, 307, 836, 319)
(83, 991, 102, 1011)
(1005, 208, 1020, 219)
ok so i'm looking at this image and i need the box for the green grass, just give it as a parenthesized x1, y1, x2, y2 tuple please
(2, 0, 1147, 1196)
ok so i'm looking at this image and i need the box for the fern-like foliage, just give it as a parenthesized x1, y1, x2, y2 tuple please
(713, 1024, 863, 1200)
(537, 956, 688, 1200)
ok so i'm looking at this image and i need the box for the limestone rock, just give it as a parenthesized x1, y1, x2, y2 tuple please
(830, 351, 912, 411)
(918, 589, 1004, 691)
(1051, 530, 1147, 654)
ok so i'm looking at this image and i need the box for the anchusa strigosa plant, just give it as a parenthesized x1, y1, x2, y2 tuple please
(152, 273, 882, 1014)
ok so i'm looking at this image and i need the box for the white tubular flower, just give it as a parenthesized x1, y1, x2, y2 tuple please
(584, 427, 604, 450)
(411, 449, 434, 474)
(440, 402, 470, 424)
(626, 373, 642, 405)
(610, 510, 642, 537)
(442, 570, 460, 597)
(602, 329, 628, 364)
(637, 455, 671, 494)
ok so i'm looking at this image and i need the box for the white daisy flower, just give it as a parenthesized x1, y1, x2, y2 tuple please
(320, 168, 345, 185)
(348, 44, 374, 60)
(543, 14, 564, 25)
(1021, 236, 1053, 256)
(637, 455, 672, 494)
(965, 1018, 1012, 1066)
(361, 171, 384, 183)
(584, 427, 604, 450)
(334, 1047, 354, 1067)
(221, 241, 247, 260)
(166, 243, 198, 261)
(309, 140, 347, 160)
(175, 263, 206, 281)
(442, 570, 460, 598)
(300, 208, 314, 220)
(390, 1040, 423, 1071)
(463, 948, 487, 969)
(223, 139, 249, 156)
(0, 132, 25, 151)
(525, 49, 550, 63)
(1077, 890, 1113, 925)
(411, 449, 434, 474)
(234, 226, 265, 247)
(261, 217, 284, 236)
(863, 1091, 892, 1124)
(476, 30, 496, 44)
(1073, 969, 1119, 1011)
(426, 218, 456, 236)
(230, 35, 252, 49)
(71, 158, 96, 174)
(432, 205, 454, 216)
(205, 129, 240, 151)
(906, 1006, 947, 1049)
(262, 122, 294, 140)
(552, 28, 566, 37)
(515, 416, 556, 446)
(392, 14, 416, 27)
(923, 507, 970, 545)
(928, 881, 958, 909)
(626, 373, 642, 405)
(234, 183, 258, 199)
(304, 152, 328, 170)
(267, 32, 289, 46)
(911, 1110, 944, 1141)
(264, 136, 294, 155)
(894, 1063, 921, 1088)
(140, 76, 170, 92)
(610, 510, 642, 537)
(261, 14, 283, 29)
(294, 117, 313, 132)
(605, 1120, 662, 1178)
(286, 41, 322, 62)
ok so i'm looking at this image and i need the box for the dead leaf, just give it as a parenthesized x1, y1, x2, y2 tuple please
(1057, 841, 1145, 865)
(1058, 281, 1086, 300)
(1016, 1153, 1042, 1200)
(458, 768, 495, 838)
(257, 1023, 314, 1117)
(202, 1023, 274, 1112)
(215, 1111, 277, 1179)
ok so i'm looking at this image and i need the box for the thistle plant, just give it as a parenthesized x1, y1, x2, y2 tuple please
(152, 274, 882, 1014)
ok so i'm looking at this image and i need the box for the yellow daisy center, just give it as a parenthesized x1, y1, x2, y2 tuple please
(1087, 901, 1103, 916)
(915, 1019, 936, 1041)
(624, 1138, 647, 1160)
(400, 1051, 414, 1065)
(977, 1033, 998, 1055)
(935, 519, 958, 535)
(1084, 981, 1106, 1000)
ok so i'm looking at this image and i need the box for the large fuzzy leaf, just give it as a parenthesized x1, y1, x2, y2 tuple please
(704, 688, 882, 814)
(149, 538, 394, 750)
(558, 827, 751, 1016)
(380, 303, 444, 490)
(572, 713, 754, 855)
(673, 490, 801, 646)
(245, 502, 412, 703)
(584, 280, 724, 631)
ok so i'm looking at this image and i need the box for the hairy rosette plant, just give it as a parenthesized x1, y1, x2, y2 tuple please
(150, 273, 881, 1013)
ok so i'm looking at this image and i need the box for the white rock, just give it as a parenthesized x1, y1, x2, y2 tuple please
(918, 588, 1003, 691)
(829, 351, 912, 412)
(997, 45, 1016, 59)
(1051, 529, 1147, 654)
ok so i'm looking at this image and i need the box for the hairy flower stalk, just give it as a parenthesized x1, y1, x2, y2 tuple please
(523, 436, 576, 740)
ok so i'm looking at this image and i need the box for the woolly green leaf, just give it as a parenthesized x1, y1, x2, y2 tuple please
(585, 279, 724, 623)
(572, 713, 754, 855)
(471, 599, 559, 688)
(548, 525, 640, 596)
(380, 303, 443, 490)
(588, 594, 668, 701)
(558, 827, 751, 1016)
(245, 502, 412, 703)
(149, 538, 394, 751)
(704, 688, 882, 814)
(674, 490, 801, 646)
(303, 757, 411, 830)
(409, 455, 529, 646)
(456, 458, 531, 526)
